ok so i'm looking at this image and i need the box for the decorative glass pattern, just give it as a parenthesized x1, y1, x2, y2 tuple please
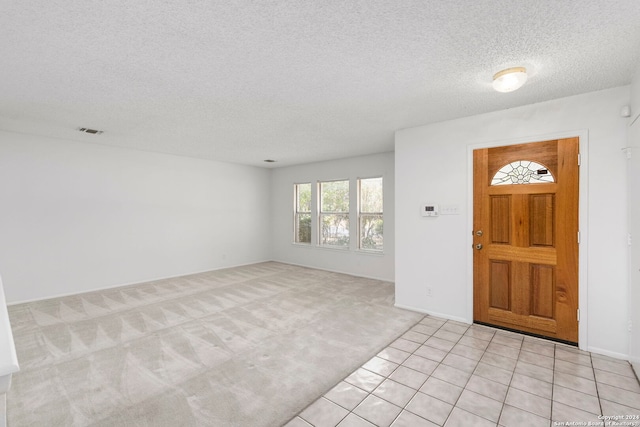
(491, 160, 555, 185)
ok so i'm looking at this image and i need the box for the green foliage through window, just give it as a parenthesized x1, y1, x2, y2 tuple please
(359, 177, 383, 251)
(294, 183, 311, 244)
(320, 180, 349, 247)
(293, 177, 383, 251)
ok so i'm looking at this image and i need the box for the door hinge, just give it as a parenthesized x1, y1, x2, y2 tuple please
(578, 154, 581, 166)
(577, 231, 580, 244)
(577, 309, 580, 322)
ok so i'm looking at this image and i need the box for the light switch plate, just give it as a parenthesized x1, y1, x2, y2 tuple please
(440, 204, 460, 215)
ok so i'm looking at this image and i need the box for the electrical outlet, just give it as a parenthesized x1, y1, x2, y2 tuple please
(426, 287, 433, 297)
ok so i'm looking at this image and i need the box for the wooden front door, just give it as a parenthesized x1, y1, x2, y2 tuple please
(473, 138, 579, 343)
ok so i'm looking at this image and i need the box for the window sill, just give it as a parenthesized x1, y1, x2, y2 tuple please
(290, 243, 385, 256)
(355, 249, 385, 256)
(316, 244, 350, 252)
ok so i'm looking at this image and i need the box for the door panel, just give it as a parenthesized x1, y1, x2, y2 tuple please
(490, 196, 511, 244)
(489, 260, 510, 310)
(530, 264, 555, 318)
(473, 138, 579, 343)
(529, 194, 554, 247)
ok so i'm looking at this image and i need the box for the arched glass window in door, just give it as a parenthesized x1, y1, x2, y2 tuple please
(491, 160, 555, 185)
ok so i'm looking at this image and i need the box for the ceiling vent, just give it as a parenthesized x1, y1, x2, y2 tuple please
(77, 127, 104, 135)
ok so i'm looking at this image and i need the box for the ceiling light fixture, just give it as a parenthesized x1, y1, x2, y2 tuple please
(492, 67, 527, 93)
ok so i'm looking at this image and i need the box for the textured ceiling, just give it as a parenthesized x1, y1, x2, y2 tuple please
(1, 1, 639, 167)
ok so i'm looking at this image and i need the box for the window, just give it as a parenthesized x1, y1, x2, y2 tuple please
(358, 177, 383, 251)
(319, 180, 349, 247)
(294, 183, 311, 244)
(491, 160, 555, 185)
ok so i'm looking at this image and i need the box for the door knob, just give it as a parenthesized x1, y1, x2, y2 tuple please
(476, 230, 483, 236)
(475, 244, 483, 250)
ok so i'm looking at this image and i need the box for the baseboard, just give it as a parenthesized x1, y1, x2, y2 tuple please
(394, 303, 470, 324)
(7, 259, 273, 306)
(274, 260, 393, 283)
(587, 346, 630, 362)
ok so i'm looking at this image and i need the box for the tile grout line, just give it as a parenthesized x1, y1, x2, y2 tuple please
(391, 316, 472, 425)
(440, 322, 495, 426)
(317, 324, 637, 426)
(592, 348, 604, 417)
(395, 319, 468, 426)
(363, 315, 443, 426)
(384, 318, 440, 427)
(392, 321, 501, 426)
(495, 334, 524, 427)
(330, 318, 475, 426)
(293, 319, 637, 427)
(291, 314, 431, 426)
(379, 317, 457, 426)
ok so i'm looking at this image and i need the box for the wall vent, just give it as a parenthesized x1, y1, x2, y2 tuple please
(77, 127, 104, 135)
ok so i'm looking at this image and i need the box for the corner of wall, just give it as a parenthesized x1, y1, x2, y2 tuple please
(627, 67, 640, 365)
(630, 65, 640, 125)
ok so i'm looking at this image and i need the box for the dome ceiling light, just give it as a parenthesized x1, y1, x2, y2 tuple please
(492, 67, 527, 93)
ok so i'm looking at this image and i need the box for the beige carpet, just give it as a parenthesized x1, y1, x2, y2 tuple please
(6, 262, 423, 426)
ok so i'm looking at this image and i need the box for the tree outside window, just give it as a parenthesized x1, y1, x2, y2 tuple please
(358, 177, 383, 251)
(319, 180, 349, 247)
(294, 183, 311, 244)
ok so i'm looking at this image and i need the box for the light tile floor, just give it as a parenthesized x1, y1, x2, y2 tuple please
(285, 316, 640, 427)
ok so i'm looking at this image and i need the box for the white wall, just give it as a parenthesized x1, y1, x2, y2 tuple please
(270, 152, 394, 281)
(396, 87, 630, 357)
(0, 131, 271, 303)
(631, 66, 640, 126)
(628, 66, 640, 373)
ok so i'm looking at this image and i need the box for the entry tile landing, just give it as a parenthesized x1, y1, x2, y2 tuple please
(286, 317, 640, 427)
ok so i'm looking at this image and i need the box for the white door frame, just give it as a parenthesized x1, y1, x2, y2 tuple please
(466, 130, 589, 350)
